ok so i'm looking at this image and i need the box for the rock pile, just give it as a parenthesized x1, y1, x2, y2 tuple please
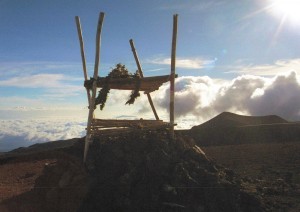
(79, 130, 265, 211)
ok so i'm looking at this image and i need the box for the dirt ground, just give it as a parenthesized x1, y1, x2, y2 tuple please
(0, 143, 88, 212)
(0, 158, 57, 202)
(203, 142, 300, 211)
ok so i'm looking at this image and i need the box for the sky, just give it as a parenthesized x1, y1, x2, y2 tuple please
(1, 0, 300, 150)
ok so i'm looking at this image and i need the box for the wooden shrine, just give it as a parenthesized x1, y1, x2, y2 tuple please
(75, 12, 178, 162)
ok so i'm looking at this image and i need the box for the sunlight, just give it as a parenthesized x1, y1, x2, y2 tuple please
(269, 0, 300, 24)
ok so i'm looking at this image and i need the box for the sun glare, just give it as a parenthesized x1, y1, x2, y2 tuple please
(269, 0, 300, 24)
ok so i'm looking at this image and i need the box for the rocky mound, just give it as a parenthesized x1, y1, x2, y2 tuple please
(80, 130, 264, 211)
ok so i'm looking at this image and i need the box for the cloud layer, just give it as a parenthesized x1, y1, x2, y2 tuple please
(2, 71, 300, 151)
(140, 71, 300, 123)
(0, 119, 86, 152)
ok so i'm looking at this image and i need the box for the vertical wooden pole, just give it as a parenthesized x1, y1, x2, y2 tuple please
(129, 39, 159, 120)
(84, 12, 105, 162)
(75, 16, 91, 105)
(170, 14, 178, 140)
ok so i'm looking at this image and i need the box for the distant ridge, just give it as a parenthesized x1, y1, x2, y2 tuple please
(192, 112, 288, 130)
(188, 112, 300, 146)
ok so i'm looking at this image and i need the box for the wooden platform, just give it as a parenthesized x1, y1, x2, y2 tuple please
(84, 75, 177, 93)
(90, 119, 171, 135)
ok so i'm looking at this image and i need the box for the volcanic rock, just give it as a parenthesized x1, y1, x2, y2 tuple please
(79, 130, 264, 211)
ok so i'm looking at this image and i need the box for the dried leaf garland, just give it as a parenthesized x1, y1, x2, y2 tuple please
(95, 63, 141, 110)
(126, 71, 141, 105)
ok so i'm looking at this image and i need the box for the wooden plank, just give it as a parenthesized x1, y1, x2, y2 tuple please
(84, 75, 177, 92)
(130, 39, 159, 120)
(92, 119, 164, 123)
(90, 124, 172, 136)
(170, 14, 178, 140)
(84, 12, 105, 163)
(75, 16, 91, 105)
(92, 124, 167, 128)
(91, 119, 168, 129)
(91, 128, 134, 135)
(91, 123, 175, 130)
(91, 123, 168, 129)
(91, 122, 164, 126)
(92, 119, 164, 126)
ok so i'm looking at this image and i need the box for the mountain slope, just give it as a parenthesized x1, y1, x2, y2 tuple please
(189, 112, 300, 146)
(192, 112, 288, 129)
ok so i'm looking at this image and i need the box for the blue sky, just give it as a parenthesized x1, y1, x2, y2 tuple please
(2, 0, 300, 150)
(2, 0, 300, 77)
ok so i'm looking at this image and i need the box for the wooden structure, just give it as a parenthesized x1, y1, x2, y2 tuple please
(75, 12, 178, 162)
(84, 75, 174, 93)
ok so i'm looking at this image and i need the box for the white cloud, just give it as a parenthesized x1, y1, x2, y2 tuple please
(0, 74, 63, 88)
(139, 71, 300, 125)
(0, 119, 86, 151)
(226, 58, 300, 76)
(0, 73, 81, 88)
(1, 106, 87, 116)
(0, 61, 91, 77)
(0, 73, 84, 102)
(0, 95, 86, 110)
(144, 68, 166, 73)
(248, 71, 300, 119)
(158, 1, 224, 11)
(149, 76, 220, 117)
(149, 57, 215, 69)
(0, 96, 46, 109)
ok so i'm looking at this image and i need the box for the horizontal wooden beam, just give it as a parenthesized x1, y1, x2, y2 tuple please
(91, 128, 134, 135)
(92, 119, 164, 123)
(84, 74, 178, 92)
(90, 123, 173, 136)
(91, 119, 169, 128)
